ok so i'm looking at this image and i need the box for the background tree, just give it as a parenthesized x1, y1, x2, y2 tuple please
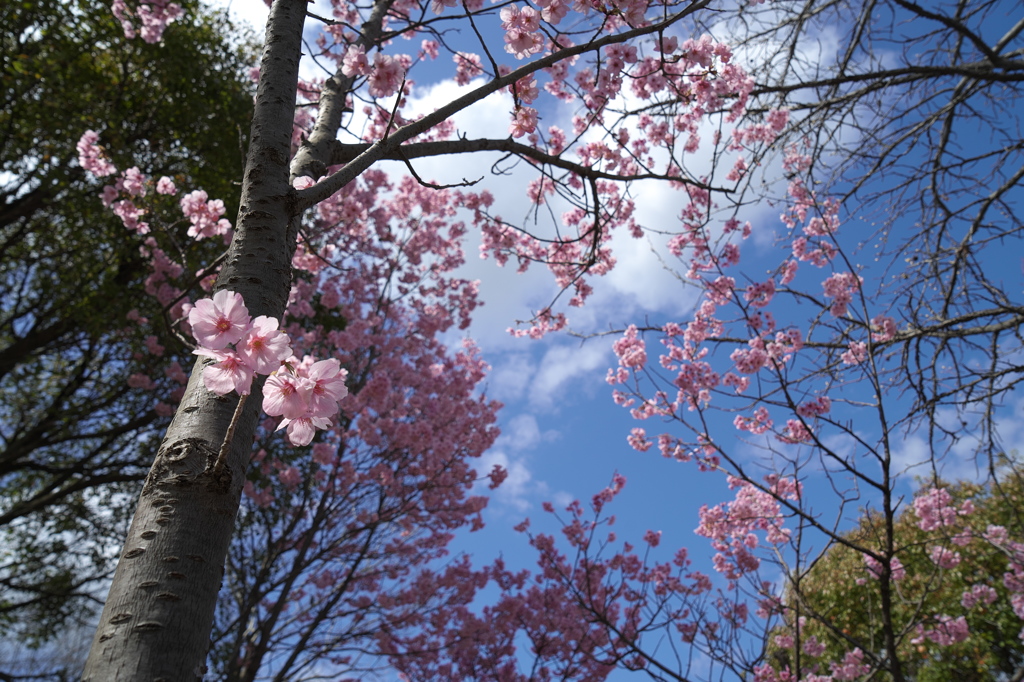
(767, 471, 1024, 681)
(0, 0, 255, 654)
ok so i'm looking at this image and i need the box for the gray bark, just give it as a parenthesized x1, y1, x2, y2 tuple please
(82, 1, 307, 678)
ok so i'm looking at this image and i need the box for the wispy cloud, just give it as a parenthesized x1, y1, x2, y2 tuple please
(529, 340, 611, 410)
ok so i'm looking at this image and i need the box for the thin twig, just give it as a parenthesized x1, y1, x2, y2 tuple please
(213, 392, 248, 477)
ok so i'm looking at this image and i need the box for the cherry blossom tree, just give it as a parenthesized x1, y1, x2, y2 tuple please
(76, 0, 791, 678)
(70, 0, 1024, 679)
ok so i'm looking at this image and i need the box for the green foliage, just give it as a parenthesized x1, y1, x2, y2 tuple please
(0, 0, 256, 647)
(767, 471, 1024, 680)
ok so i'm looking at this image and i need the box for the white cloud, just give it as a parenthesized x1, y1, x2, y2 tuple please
(486, 352, 535, 403)
(497, 413, 541, 451)
(889, 434, 936, 480)
(529, 340, 611, 409)
(476, 449, 533, 511)
(215, 0, 269, 33)
(472, 410, 573, 515)
(496, 413, 559, 452)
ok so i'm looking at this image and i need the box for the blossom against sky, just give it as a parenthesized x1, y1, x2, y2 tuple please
(211, 0, 1019, 627)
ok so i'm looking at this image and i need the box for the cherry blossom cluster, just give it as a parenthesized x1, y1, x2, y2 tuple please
(910, 614, 970, 647)
(821, 272, 863, 318)
(603, 135, 902, 458)
(76, 130, 117, 177)
(340, 45, 408, 98)
(187, 290, 348, 446)
(881, 486, 1024, 641)
(753, 648, 871, 682)
(488, 476, 725, 665)
(75, 129, 238, 344)
(78, 130, 229, 242)
(452, 52, 484, 86)
(695, 475, 799, 585)
(912, 485, 973, 531)
(862, 553, 905, 581)
(111, 0, 183, 44)
(179, 189, 232, 240)
(307, 19, 774, 340)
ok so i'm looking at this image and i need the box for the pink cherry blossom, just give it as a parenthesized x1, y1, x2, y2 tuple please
(613, 325, 646, 370)
(127, 373, 156, 390)
(144, 335, 165, 356)
(341, 44, 370, 77)
(628, 427, 652, 451)
(76, 130, 117, 177)
(262, 372, 313, 420)
(420, 39, 439, 59)
(117, 167, 147, 196)
(911, 614, 970, 647)
(913, 486, 959, 531)
(961, 584, 998, 609)
(512, 76, 539, 103)
(841, 340, 867, 365)
(780, 259, 799, 284)
(822, 272, 862, 317)
(367, 53, 405, 97)
(796, 396, 830, 418)
(864, 553, 906, 581)
(453, 52, 484, 86)
(733, 405, 772, 434)
(744, 279, 775, 308)
(155, 176, 177, 195)
(535, 0, 568, 23)
(112, 0, 183, 43)
(188, 290, 251, 350)
(778, 418, 812, 444)
(278, 415, 333, 446)
(180, 189, 232, 239)
(305, 359, 349, 417)
(509, 106, 538, 138)
(500, 5, 543, 59)
(239, 316, 292, 373)
(871, 314, 897, 341)
(430, 0, 458, 14)
(100, 185, 120, 207)
(194, 348, 255, 396)
(929, 545, 961, 569)
(111, 199, 148, 234)
(802, 635, 826, 657)
(830, 649, 871, 680)
(277, 465, 302, 490)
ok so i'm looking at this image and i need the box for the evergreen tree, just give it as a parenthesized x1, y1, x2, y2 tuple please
(0, 0, 255, 650)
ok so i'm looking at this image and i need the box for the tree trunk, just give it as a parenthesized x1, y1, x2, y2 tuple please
(82, 1, 307, 678)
